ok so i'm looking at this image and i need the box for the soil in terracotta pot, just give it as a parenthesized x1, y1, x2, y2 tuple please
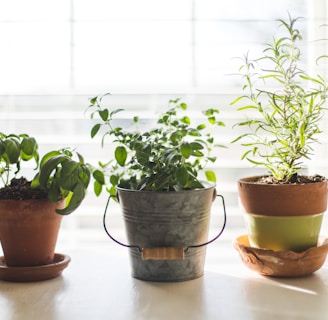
(256, 174, 326, 185)
(0, 177, 48, 200)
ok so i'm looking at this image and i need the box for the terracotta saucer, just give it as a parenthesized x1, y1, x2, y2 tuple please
(233, 235, 328, 277)
(0, 253, 71, 282)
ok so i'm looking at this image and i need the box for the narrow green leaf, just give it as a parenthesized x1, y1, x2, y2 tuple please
(38, 155, 66, 189)
(61, 160, 80, 178)
(56, 183, 85, 215)
(190, 142, 204, 150)
(230, 96, 245, 105)
(205, 170, 216, 183)
(237, 105, 258, 111)
(0, 140, 5, 156)
(91, 124, 101, 138)
(93, 169, 105, 185)
(47, 181, 61, 203)
(192, 150, 204, 157)
(208, 116, 216, 124)
(5, 139, 20, 164)
(136, 150, 149, 165)
(40, 150, 61, 167)
(89, 96, 98, 105)
(180, 116, 190, 124)
(177, 167, 189, 186)
(115, 146, 127, 166)
(99, 109, 109, 121)
(110, 174, 119, 186)
(180, 102, 187, 110)
(180, 142, 191, 158)
(31, 172, 40, 188)
(197, 124, 206, 130)
(94, 181, 103, 196)
(21, 137, 38, 157)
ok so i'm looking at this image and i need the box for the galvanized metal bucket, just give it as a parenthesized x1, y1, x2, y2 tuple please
(103, 184, 226, 282)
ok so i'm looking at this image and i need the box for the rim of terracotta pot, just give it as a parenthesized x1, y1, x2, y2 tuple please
(237, 175, 328, 216)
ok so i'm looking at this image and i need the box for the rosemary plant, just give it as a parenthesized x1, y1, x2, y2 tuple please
(231, 15, 328, 182)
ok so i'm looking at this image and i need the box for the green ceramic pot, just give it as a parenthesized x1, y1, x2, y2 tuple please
(244, 213, 324, 252)
(238, 176, 328, 252)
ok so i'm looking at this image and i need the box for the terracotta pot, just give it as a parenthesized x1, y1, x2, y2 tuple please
(0, 199, 64, 267)
(238, 176, 327, 216)
(238, 176, 328, 252)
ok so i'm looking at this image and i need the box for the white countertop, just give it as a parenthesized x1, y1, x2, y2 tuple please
(1, 227, 328, 320)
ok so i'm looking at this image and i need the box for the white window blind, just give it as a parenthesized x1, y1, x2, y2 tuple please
(1, 0, 328, 247)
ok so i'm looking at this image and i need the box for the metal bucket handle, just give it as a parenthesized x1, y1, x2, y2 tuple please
(103, 194, 227, 260)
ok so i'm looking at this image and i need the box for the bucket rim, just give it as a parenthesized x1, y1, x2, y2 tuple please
(116, 181, 216, 194)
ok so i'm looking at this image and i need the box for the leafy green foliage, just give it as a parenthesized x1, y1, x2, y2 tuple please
(32, 149, 90, 215)
(231, 15, 328, 182)
(87, 96, 225, 196)
(0, 132, 90, 215)
(0, 133, 39, 186)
